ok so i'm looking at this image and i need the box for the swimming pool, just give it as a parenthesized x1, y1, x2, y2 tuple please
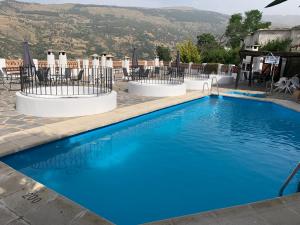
(2, 96, 300, 225)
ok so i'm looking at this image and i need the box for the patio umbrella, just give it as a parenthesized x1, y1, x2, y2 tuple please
(23, 40, 35, 69)
(176, 50, 180, 73)
(265, 0, 287, 7)
(132, 47, 139, 69)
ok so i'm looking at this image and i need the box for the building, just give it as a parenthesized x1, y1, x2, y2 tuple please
(244, 27, 300, 52)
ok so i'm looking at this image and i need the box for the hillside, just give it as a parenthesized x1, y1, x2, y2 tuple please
(263, 15, 300, 28)
(0, 0, 229, 59)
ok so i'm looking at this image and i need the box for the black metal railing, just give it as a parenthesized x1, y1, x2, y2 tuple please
(184, 69, 210, 80)
(130, 66, 184, 84)
(20, 66, 113, 96)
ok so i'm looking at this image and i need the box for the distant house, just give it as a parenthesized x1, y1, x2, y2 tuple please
(244, 27, 300, 52)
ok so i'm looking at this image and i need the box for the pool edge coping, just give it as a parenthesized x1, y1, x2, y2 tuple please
(143, 192, 300, 225)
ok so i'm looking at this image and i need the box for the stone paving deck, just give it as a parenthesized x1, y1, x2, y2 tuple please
(1, 82, 300, 225)
(0, 82, 158, 137)
(0, 162, 113, 225)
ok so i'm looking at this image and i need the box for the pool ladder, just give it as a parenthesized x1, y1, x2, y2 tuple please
(278, 162, 300, 197)
(203, 77, 219, 95)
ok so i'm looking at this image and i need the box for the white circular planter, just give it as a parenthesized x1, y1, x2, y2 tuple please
(185, 78, 212, 91)
(128, 81, 186, 97)
(211, 75, 234, 85)
(16, 87, 117, 117)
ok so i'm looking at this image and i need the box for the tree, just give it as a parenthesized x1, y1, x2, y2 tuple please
(260, 38, 292, 52)
(197, 33, 219, 51)
(243, 10, 271, 34)
(156, 45, 172, 61)
(225, 10, 271, 48)
(201, 47, 240, 65)
(176, 40, 201, 63)
(225, 13, 244, 48)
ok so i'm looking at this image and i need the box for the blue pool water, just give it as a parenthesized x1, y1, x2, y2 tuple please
(2, 96, 300, 225)
(226, 91, 266, 98)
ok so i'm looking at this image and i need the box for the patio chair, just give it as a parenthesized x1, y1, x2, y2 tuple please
(154, 67, 160, 75)
(0, 68, 21, 90)
(36, 68, 50, 85)
(131, 67, 140, 80)
(284, 79, 293, 94)
(144, 69, 150, 77)
(166, 67, 173, 75)
(290, 76, 300, 92)
(122, 68, 131, 80)
(139, 68, 150, 78)
(71, 69, 84, 83)
(0, 68, 8, 88)
(273, 77, 287, 93)
(65, 68, 71, 79)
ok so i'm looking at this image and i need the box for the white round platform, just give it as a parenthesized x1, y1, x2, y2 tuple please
(185, 78, 212, 91)
(16, 88, 117, 117)
(211, 75, 234, 85)
(128, 81, 186, 97)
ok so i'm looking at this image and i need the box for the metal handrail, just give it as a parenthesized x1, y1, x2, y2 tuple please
(211, 76, 219, 95)
(202, 81, 210, 94)
(279, 162, 300, 197)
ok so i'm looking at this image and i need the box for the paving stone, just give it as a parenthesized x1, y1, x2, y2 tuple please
(0, 203, 18, 225)
(2, 186, 56, 217)
(0, 142, 21, 157)
(0, 170, 38, 199)
(6, 219, 31, 225)
(256, 207, 300, 225)
(251, 199, 300, 225)
(23, 195, 85, 225)
(70, 210, 114, 225)
(0, 128, 20, 136)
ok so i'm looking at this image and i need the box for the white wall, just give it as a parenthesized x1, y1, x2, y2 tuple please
(128, 81, 186, 97)
(16, 90, 117, 117)
(0, 58, 6, 70)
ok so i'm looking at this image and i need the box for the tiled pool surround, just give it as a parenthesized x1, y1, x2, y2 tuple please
(1, 90, 300, 225)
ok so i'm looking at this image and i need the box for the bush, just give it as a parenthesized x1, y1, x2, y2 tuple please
(202, 47, 240, 65)
(177, 40, 201, 63)
(260, 38, 292, 52)
(203, 63, 219, 74)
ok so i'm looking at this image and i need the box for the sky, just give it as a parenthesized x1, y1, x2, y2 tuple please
(20, 0, 300, 15)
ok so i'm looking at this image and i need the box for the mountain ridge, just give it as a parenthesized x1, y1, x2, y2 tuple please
(0, 0, 299, 59)
(0, 0, 230, 59)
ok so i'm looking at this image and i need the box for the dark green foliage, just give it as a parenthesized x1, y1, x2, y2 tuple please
(225, 14, 244, 48)
(196, 33, 239, 65)
(201, 48, 240, 65)
(225, 10, 271, 48)
(203, 63, 219, 74)
(243, 10, 271, 34)
(156, 46, 172, 62)
(197, 33, 219, 51)
(260, 39, 292, 52)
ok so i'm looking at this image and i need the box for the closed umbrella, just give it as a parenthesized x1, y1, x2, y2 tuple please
(132, 47, 138, 69)
(23, 40, 35, 69)
(176, 50, 180, 73)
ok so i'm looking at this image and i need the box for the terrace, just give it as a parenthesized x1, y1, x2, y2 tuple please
(1, 49, 300, 225)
